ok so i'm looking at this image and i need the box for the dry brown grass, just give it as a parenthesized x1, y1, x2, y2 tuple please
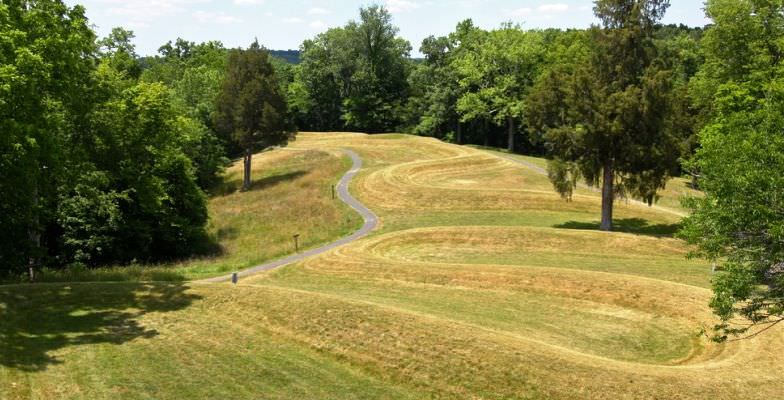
(251, 132, 783, 398)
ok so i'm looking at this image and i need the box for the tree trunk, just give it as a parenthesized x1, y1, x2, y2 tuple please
(456, 120, 462, 145)
(600, 160, 615, 232)
(29, 182, 40, 281)
(242, 148, 252, 191)
(507, 115, 515, 152)
(483, 119, 489, 147)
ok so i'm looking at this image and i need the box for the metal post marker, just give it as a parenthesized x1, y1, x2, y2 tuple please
(231, 272, 238, 284)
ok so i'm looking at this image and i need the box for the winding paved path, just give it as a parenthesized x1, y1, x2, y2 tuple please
(203, 149, 378, 283)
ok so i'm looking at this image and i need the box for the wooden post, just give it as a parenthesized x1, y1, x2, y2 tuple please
(332, 185, 336, 200)
(293, 234, 300, 253)
(231, 272, 238, 284)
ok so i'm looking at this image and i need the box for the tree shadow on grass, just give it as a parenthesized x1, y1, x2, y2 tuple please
(248, 170, 307, 192)
(554, 218, 681, 237)
(0, 282, 201, 372)
(210, 170, 308, 196)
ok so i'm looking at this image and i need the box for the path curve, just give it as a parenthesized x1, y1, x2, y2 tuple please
(203, 149, 378, 283)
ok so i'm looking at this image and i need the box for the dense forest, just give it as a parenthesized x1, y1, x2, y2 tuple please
(2, 0, 783, 338)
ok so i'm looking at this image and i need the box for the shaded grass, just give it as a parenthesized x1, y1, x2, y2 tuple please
(0, 284, 418, 400)
(554, 217, 681, 236)
(0, 283, 199, 372)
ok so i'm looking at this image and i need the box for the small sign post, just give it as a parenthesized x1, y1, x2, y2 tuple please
(293, 234, 300, 253)
(231, 272, 238, 285)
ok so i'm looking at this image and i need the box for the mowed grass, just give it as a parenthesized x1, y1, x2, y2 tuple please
(2, 132, 783, 399)
(35, 148, 361, 282)
(0, 284, 417, 400)
(478, 147, 702, 214)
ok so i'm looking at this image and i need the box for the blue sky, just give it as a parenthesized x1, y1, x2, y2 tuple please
(64, 1, 711, 57)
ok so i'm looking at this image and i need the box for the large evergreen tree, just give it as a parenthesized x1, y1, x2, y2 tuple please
(214, 41, 293, 192)
(528, 0, 680, 231)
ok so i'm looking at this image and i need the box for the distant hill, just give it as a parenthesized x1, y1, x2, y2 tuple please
(269, 50, 300, 64)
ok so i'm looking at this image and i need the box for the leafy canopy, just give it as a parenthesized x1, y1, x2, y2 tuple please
(680, 0, 784, 341)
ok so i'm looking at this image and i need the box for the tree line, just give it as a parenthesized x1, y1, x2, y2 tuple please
(2, 0, 782, 339)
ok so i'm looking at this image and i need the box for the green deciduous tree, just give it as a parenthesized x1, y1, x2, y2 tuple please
(142, 40, 230, 190)
(679, 0, 784, 340)
(62, 82, 210, 265)
(0, 0, 96, 274)
(214, 41, 294, 191)
(405, 21, 479, 143)
(454, 24, 545, 152)
(342, 5, 411, 132)
(98, 27, 142, 79)
(528, 0, 681, 231)
(292, 6, 411, 133)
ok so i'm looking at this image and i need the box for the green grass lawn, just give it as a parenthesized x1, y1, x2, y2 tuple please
(2, 133, 782, 400)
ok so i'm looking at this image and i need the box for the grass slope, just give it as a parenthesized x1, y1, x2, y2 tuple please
(2, 133, 782, 399)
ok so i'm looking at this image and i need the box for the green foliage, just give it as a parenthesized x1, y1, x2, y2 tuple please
(61, 82, 210, 265)
(293, 5, 411, 133)
(142, 39, 230, 190)
(98, 27, 141, 78)
(0, 0, 96, 273)
(214, 41, 292, 152)
(679, 0, 784, 340)
(454, 24, 546, 150)
(0, 2, 221, 275)
(405, 22, 476, 142)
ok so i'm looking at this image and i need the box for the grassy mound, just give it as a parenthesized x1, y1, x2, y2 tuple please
(3, 133, 783, 399)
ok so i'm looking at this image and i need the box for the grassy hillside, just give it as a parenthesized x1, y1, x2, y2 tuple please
(2, 133, 782, 399)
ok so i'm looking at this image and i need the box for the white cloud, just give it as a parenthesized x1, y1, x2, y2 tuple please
(307, 7, 329, 15)
(385, 0, 421, 13)
(101, 0, 209, 18)
(283, 17, 304, 24)
(126, 21, 151, 29)
(309, 20, 325, 28)
(511, 7, 532, 17)
(538, 3, 569, 13)
(193, 10, 242, 24)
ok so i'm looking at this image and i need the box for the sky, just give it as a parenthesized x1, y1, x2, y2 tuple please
(63, 0, 711, 57)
